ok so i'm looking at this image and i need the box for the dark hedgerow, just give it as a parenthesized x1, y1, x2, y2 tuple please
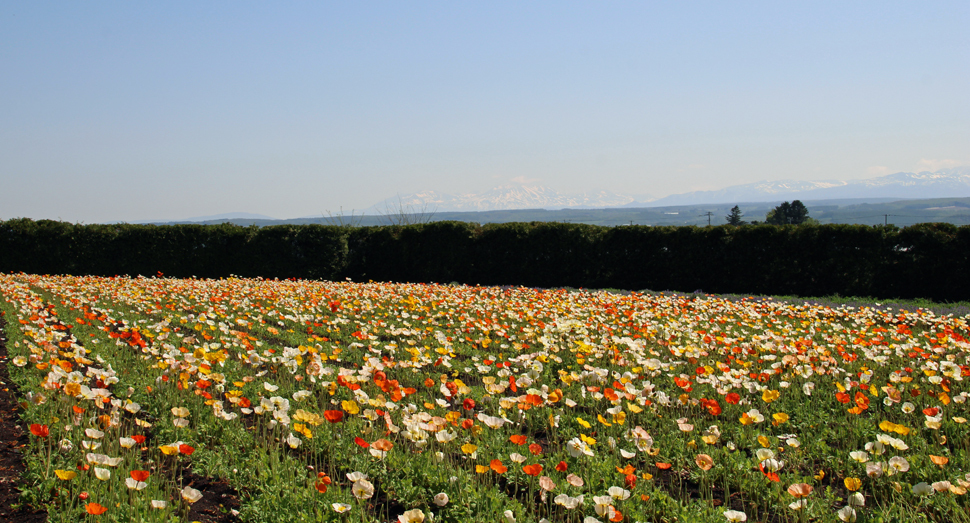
(0, 218, 967, 301)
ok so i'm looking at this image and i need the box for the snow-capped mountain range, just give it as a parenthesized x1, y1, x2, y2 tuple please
(371, 167, 970, 212)
(368, 185, 636, 212)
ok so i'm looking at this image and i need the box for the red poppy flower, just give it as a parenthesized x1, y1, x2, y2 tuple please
(354, 437, 370, 448)
(130, 470, 150, 482)
(528, 443, 542, 455)
(29, 424, 49, 438)
(463, 398, 476, 410)
(701, 399, 722, 416)
(131, 435, 146, 444)
(725, 392, 740, 405)
(179, 444, 195, 456)
(625, 473, 637, 488)
(461, 419, 474, 430)
(759, 462, 781, 482)
(555, 461, 568, 472)
(324, 410, 344, 423)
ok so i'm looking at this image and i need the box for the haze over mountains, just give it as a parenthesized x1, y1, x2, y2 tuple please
(370, 167, 970, 212)
(145, 167, 970, 224)
(367, 186, 637, 213)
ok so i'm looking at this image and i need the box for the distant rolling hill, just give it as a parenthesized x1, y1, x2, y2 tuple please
(645, 167, 970, 207)
(156, 196, 970, 228)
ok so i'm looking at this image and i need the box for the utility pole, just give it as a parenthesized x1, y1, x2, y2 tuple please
(699, 212, 713, 226)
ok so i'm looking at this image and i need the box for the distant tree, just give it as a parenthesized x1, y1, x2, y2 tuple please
(725, 205, 746, 225)
(765, 200, 812, 225)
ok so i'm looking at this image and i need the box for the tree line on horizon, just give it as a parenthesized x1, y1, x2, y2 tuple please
(726, 200, 814, 226)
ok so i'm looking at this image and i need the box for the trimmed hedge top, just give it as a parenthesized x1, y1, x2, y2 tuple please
(1, 219, 967, 301)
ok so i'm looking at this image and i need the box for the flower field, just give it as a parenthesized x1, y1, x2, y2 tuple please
(0, 273, 968, 522)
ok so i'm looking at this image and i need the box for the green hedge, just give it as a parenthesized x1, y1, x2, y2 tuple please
(1, 219, 967, 301)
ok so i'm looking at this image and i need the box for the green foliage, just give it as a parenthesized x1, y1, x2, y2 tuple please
(725, 205, 746, 226)
(765, 200, 810, 225)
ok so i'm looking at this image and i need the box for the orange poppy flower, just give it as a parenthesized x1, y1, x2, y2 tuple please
(522, 464, 543, 476)
(315, 472, 332, 493)
(490, 459, 508, 474)
(695, 454, 714, 471)
(555, 461, 568, 472)
(29, 424, 49, 438)
(179, 444, 195, 456)
(354, 437, 370, 448)
(787, 483, 813, 498)
(528, 443, 542, 455)
(372, 439, 393, 452)
(655, 462, 671, 470)
(86, 503, 108, 515)
(324, 410, 344, 423)
(930, 455, 949, 467)
(509, 435, 527, 445)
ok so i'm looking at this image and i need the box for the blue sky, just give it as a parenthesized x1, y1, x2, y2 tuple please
(2, 1, 968, 222)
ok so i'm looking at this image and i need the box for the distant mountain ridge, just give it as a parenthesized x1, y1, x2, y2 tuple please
(646, 167, 970, 207)
(372, 167, 970, 212)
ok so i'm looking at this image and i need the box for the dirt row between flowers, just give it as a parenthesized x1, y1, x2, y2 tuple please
(0, 314, 46, 522)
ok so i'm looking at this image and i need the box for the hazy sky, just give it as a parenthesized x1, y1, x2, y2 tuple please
(2, 1, 968, 222)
